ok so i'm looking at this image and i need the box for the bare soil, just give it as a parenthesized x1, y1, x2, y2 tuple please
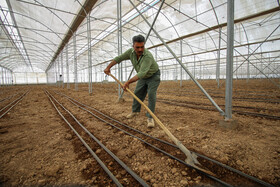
(0, 79, 279, 186)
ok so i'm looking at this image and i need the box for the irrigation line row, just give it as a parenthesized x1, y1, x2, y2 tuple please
(53, 91, 231, 186)
(157, 98, 280, 120)
(0, 93, 19, 103)
(0, 91, 29, 119)
(54, 90, 273, 187)
(45, 90, 149, 187)
(55, 91, 177, 148)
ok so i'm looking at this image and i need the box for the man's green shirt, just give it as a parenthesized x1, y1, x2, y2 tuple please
(113, 48, 159, 79)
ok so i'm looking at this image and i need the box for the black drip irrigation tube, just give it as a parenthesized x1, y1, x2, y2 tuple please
(53, 91, 233, 186)
(45, 90, 149, 187)
(55, 90, 275, 187)
(0, 91, 29, 119)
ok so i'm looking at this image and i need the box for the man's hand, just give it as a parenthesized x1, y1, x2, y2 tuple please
(122, 75, 139, 91)
(123, 81, 130, 91)
(104, 60, 117, 75)
(104, 67, 110, 75)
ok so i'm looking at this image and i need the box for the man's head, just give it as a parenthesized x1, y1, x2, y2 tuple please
(132, 35, 145, 57)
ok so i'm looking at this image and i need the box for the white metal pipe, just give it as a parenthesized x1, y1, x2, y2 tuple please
(225, 0, 235, 120)
(129, 0, 225, 116)
(87, 13, 92, 94)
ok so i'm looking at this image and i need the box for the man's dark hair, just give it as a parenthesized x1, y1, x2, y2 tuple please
(132, 35, 145, 44)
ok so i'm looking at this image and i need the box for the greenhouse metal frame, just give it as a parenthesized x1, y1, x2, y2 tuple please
(0, 0, 280, 120)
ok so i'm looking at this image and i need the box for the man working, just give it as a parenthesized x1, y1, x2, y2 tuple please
(104, 34, 160, 128)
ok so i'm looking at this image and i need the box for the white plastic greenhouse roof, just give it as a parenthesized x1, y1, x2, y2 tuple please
(0, 0, 279, 79)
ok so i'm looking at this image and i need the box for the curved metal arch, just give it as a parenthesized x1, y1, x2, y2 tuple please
(240, 22, 267, 70)
(65, 42, 115, 67)
(22, 51, 54, 68)
(207, 0, 220, 53)
(6, 25, 60, 63)
(136, 0, 206, 67)
(34, 1, 73, 72)
(145, 0, 226, 76)
(34, 0, 73, 36)
(174, 1, 219, 58)
(19, 35, 57, 53)
(1, 9, 63, 71)
(0, 51, 30, 70)
(0, 65, 12, 72)
(205, 32, 218, 59)
(209, 0, 220, 26)
(67, 30, 120, 62)
(0, 53, 22, 63)
(23, 43, 54, 58)
(87, 14, 158, 44)
(136, 0, 180, 37)
(1, 56, 25, 70)
(78, 14, 157, 47)
(241, 23, 250, 52)
(162, 1, 227, 32)
(4, 10, 63, 41)
(0, 48, 51, 66)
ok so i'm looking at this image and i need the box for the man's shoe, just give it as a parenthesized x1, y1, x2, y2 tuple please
(147, 118, 155, 128)
(126, 112, 139, 119)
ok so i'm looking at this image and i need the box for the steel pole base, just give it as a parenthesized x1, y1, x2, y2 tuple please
(218, 118, 238, 130)
(116, 97, 125, 103)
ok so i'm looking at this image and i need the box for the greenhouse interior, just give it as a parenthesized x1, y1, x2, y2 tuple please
(0, 0, 279, 186)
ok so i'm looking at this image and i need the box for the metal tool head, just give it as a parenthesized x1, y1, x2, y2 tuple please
(185, 152, 200, 166)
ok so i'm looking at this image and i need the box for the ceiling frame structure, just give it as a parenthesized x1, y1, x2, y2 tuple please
(0, 1, 279, 89)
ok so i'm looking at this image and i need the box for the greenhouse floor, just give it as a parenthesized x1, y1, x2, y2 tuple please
(0, 79, 279, 186)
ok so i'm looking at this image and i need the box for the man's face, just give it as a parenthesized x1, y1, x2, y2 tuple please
(133, 42, 145, 57)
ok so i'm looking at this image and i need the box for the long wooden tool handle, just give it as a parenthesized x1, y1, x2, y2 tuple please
(109, 73, 198, 166)
(109, 74, 177, 141)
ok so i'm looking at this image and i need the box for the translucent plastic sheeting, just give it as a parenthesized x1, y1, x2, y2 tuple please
(0, 0, 279, 84)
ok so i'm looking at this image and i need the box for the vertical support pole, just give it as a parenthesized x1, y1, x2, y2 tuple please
(7, 70, 10, 86)
(194, 56, 196, 79)
(25, 72, 28, 85)
(4, 70, 6, 86)
(10, 71, 12, 86)
(3, 68, 5, 86)
(247, 44, 250, 83)
(117, 0, 123, 99)
(216, 27, 221, 88)
(36, 72, 38, 84)
(66, 44, 70, 89)
(7, 70, 9, 86)
(55, 60, 58, 86)
(180, 39, 183, 87)
(14, 72, 16, 85)
(235, 53, 238, 79)
(46, 71, 48, 85)
(95, 70, 97, 83)
(73, 32, 78, 91)
(129, 0, 225, 116)
(225, 0, 234, 120)
(200, 61, 202, 80)
(3, 68, 6, 86)
(0, 67, 2, 86)
(6, 70, 8, 86)
(10, 71, 12, 85)
(161, 61, 163, 81)
(58, 55, 61, 87)
(87, 12, 93, 94)
(61, 50, 64, 88)
(175, 53, 178, 81)
(2, 68, 4, 86)
(155, 48, 157, 61)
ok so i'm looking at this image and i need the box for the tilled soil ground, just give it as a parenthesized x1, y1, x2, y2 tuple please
(0, 79, 279, 186)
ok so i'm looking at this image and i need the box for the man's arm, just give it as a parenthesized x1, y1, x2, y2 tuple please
(123, 75, 139, 91)
(104, 60, 117, 75)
